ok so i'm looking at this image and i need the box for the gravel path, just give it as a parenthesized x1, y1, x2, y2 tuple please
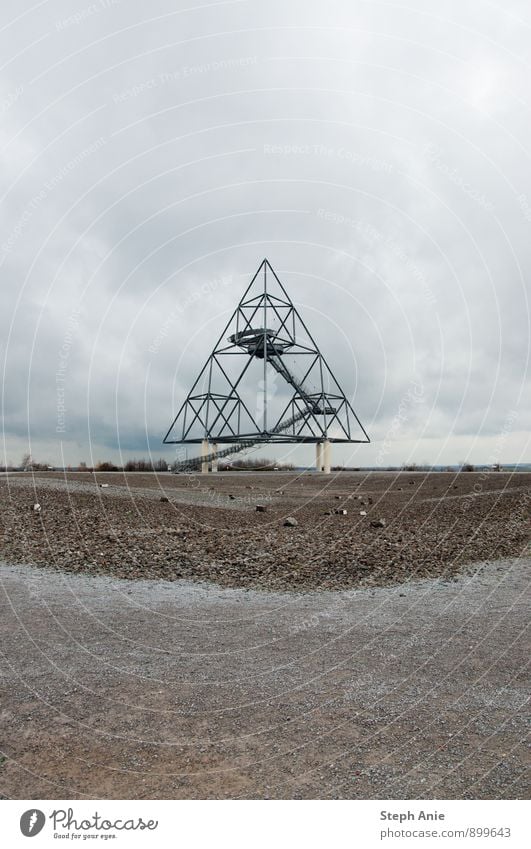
(2, 472, 252, 510)
(0, 556, 529, 799)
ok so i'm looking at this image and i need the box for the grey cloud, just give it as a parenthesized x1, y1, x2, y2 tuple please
(1, 0, 529, 468)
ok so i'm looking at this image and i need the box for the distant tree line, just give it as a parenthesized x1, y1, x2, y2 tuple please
(2, 454, 506, 475)
(4, 455, 171, 473)
(88, 458, 170, 472)
(2, 454, 295, 473)
(219, 457, 295, 471)
(331, 462, 504, 473)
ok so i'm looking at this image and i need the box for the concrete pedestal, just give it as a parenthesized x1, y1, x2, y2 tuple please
(316, 442, 323, 472)
(322, 439, 331, 474)
(211, 443, 218, 473)
(201, 439, 210, 474)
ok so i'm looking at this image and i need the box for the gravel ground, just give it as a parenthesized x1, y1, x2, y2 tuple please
(0, 471, 529, 591)
(0, 556, 528, 799)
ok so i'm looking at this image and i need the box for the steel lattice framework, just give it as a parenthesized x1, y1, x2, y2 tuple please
(163, 259, 369, 448)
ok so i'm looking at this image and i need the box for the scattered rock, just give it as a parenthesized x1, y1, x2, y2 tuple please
(256, 505, 267, 513)
(160, 496, 169, 502)
(99, 483, 109, 488)
(2, 469, 528, 594)
(334, 509, 348, 515)
(33, 503, 41, 513)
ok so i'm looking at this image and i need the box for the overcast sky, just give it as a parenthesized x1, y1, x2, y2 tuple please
(1, 0, 530, 468)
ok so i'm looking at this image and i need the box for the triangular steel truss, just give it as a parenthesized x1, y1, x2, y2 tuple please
(163, 260, 369, 445)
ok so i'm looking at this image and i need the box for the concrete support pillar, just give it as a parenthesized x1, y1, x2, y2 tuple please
(316, 442, 323, 472)
(322, 439, 331, 475)
(201, 439, 210, 474)
(211, 443, 218, 473)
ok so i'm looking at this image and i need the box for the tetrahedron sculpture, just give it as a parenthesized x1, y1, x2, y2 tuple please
(163, 260, 369, 470)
